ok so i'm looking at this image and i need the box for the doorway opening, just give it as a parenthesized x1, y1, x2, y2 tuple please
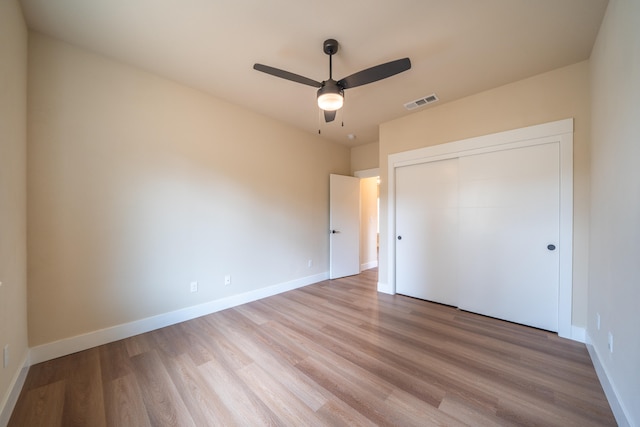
(354, 169, 380, 272)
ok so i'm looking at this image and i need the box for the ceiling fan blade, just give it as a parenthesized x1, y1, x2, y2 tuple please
(324, 110, 336, 122)
(338, 58, 411, 89)
(253, 63, 322, 88)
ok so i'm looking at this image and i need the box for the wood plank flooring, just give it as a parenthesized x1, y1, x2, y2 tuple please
(9, 269, 616, 426)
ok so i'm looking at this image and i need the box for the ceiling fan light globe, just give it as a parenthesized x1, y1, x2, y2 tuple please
(318, 93, 343, 111)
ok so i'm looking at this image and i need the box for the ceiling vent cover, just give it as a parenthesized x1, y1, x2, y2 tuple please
(404, 93, 439, 110)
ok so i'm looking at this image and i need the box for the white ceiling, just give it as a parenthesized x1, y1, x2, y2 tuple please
(19, 0, 608, 147)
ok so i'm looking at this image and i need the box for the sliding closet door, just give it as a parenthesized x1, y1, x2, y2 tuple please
(395, 159, 459, 306)
(457, 142, 560, 331)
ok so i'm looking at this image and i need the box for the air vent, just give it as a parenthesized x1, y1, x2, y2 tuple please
(404, 93, 439, 110)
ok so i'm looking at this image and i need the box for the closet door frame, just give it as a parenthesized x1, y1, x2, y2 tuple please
(386, 118, 574, 339)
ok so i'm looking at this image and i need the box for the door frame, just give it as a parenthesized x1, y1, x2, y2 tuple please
(386, 118, 574, 339)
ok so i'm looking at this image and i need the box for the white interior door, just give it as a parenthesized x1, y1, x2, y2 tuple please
(396, 159, 459, 306)
(330, 174, 360, 279)
(458, 143, 560, 331)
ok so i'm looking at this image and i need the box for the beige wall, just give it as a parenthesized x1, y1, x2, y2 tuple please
(359, 177, 378, 270)
(379, 61, 591, 328)
(0, 0, 29, 415)
(351, 141, 380, 173)
(27, 33, 350, 347)
(588, 0, 640, 423)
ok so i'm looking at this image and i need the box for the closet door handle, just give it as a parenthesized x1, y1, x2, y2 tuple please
(547, 244, 556, 251)
(397, 236, 402, 240)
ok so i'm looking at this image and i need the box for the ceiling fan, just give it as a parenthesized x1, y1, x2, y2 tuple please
(253, 39, 411, 123)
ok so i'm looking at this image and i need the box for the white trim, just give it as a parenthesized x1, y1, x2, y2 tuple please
(360, 260, 378, 271)
(0, 353, 29, 427)
(557, 130, 574, 340)
(387, 118, 574, 339)
(570, 326, 586, 343)
(586, 333, 632, 427)
(30, 272, 328, 365)
(354, 168, 380, 179)
(377, 281, 393, 294)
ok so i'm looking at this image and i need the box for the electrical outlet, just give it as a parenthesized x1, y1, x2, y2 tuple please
(3, 345, 8, 368)
(225, 275, 231, 286)
(596, 312, 601, 330)
(190, 281, 198, 293)
(308, 259, 313, 268)
(608, 332, 614, 353)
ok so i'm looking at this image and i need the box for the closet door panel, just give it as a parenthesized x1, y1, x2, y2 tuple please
(457, 143, 560, 331)
(395, 159, 459, 306)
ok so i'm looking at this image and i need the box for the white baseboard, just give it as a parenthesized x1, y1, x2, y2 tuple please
(0, 353, 29, 427)
(586, 332, 632, 427)
(30, 272, 328, 365)
(360, 260, 378, 271)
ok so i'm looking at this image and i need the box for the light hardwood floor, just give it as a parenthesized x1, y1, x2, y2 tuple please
(9, 268, 616, 426)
